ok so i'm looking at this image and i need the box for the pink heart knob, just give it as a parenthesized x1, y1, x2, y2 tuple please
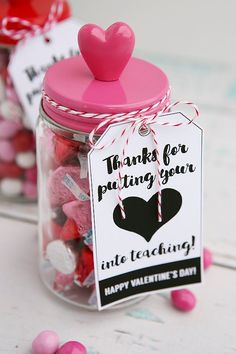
(78, 22, 135, 81)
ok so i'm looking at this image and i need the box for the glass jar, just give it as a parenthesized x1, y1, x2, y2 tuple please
(0, 0, 70, 201)
(37, 47, 170, 309)
(37, 109, 97, 308)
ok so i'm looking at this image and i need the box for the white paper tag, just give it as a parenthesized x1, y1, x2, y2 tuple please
(8, 18, 82, 129)
(88, 112, 203, 310)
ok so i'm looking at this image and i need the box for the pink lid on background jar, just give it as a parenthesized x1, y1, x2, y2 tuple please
(42, 23, 170, 134)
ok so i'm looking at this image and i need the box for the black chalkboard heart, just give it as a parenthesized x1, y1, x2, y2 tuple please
(113, 188, 182, 242)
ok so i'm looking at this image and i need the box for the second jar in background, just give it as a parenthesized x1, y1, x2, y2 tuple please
(0, 0, 70, 201)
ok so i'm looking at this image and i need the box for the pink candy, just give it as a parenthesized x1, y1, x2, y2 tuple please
(53, 271, 75, 292)
(32, 330, 59, 354)
(0, 140, 16, 162)
(48, 165, 90, 207)
(25, 165, 37, 183)
(0, 120, 22, 139)
(171, 289, 196, 312)
(170, 249, 213, 312)
(57, 341, 87, 354)
(32, 331, 87, 354)
(63, 200, 92, 235)
(203, 247, 213, 270)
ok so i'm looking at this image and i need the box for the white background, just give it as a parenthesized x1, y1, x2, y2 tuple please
(70, 0, 236, 65)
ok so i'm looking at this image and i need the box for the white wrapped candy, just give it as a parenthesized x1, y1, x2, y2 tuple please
(16, 151, 36, 169)
(46, 240, 77, 275)
(0, 178, 23, 197)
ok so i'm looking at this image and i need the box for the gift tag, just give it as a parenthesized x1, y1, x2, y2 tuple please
(88, 112, 203, 310)
(8, 18, 82, 129)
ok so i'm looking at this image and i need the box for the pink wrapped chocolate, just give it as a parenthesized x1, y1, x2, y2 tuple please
(48, 165, 90, 207)
(63, 200, 92, 235)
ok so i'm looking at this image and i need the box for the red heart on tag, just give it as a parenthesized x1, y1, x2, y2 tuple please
(78, 22, 135, 81)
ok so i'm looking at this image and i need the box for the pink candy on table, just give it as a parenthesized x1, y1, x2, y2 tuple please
(171, 289, 196, 312)
(32, 330, 59, 354)
(203, 247, 213, 270)
(63, 200, 91, 235)
(57, 341, 87, 354)
(32, 331, 87, 354)
(0, 140, 16, 162)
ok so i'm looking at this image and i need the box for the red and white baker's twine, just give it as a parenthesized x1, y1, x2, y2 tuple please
(42, 89, 199, 222)
(0, 0, 64, 42)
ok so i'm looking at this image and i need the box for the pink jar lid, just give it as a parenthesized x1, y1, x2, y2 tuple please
(43, 51, 169, 134)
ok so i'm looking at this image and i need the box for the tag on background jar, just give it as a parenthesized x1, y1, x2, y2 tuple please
(8, 18, 82, 129)
(88, 112, 203, 310)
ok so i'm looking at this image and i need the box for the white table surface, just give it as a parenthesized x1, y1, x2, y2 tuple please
(1, 51, 236, 352)
(0, 215, 235, 354)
